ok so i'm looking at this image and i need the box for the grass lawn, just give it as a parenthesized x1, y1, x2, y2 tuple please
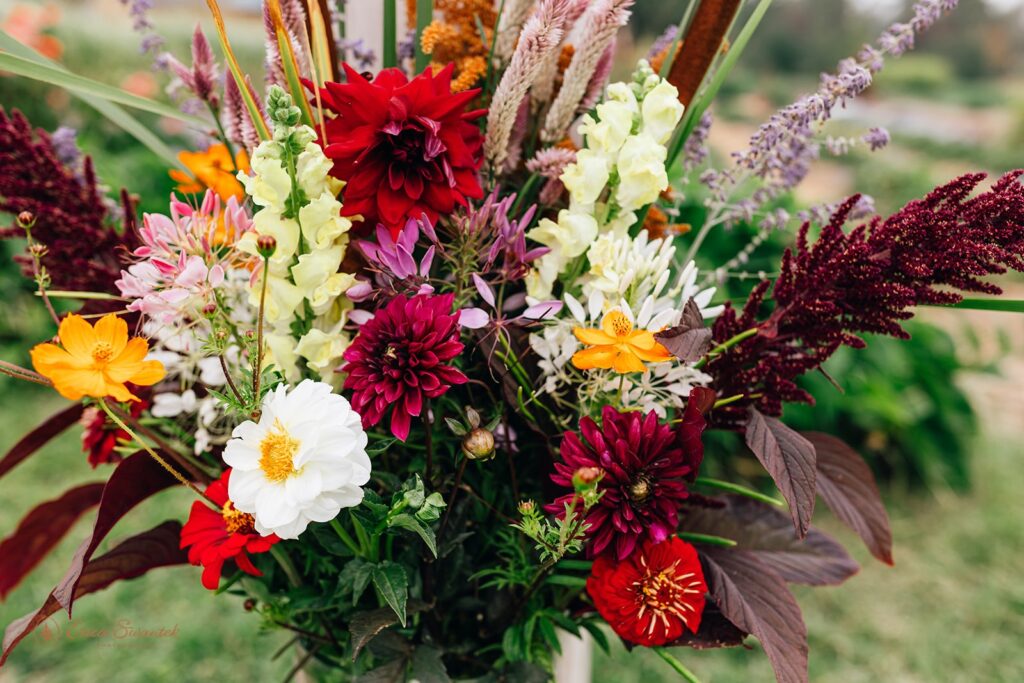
(2, 382, 1023, 682)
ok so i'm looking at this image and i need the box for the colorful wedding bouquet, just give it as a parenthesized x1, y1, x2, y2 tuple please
(1, 0, 1022, 681)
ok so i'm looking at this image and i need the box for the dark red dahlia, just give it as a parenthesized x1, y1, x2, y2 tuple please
(549, 403, 705, 560)
(80, 400, 147, 468)
(342, 293, 467, 441)
(587, 537, 707, 647)
(180, 469, 279, 590)
(316, 63, 486, 236)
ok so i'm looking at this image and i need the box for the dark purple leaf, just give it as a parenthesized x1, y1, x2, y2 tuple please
(744, 407, 816, 537)
(804, 432, 893, 565)
(52, 451, 180, 615)
(668, 602, 748, 649)
(655, 299, 713, 362)
(681, 495, 859, 585)
(0, 483, 105, 599)
(700, 546, 808, 683)
(0, 521, 186, 665)
(677, 387, 715, 480)
(0, 404, 84, 480)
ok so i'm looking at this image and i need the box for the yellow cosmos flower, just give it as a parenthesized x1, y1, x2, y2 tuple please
(571, 310, 673, 374)
(30, 314, 165, 402)
(169, 143, 250, 201)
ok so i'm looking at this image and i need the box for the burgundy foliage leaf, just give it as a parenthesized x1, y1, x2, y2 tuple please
(681, 495, 858, 586)
(676, 387, 715, 481)
(743, 408, 816, 537)
(0, 404, 84, 480)
(0, 109, 135, 315)
(805, 432, 893, 565)
(655, 299, 713, 362)
(700, 546, 809, 683)
(0, 483, 105, 599)
(0, 521, 186, 666)
(708, 171, 1024, 427)
(668, 602, 748, 650)
(51, 451, 180, 615)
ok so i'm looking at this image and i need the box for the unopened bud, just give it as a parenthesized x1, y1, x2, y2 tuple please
(243, 599, 256, 611)
(572, 466, 603, 491)
(256, 234, 277, 259)
(17, 211, 34, 228)
(202, 303, 217, 317)
(517, 500, 535, 515)
(462, 427, 495, 460)
(29, 243, 48, 257)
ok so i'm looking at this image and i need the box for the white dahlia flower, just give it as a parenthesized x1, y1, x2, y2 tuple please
(224, 379, 370, 539)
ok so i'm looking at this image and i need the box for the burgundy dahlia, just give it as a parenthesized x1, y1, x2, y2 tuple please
(549, 403, 706, 560)
(316, 63, 486, 237)
(342, 293, 467, 441)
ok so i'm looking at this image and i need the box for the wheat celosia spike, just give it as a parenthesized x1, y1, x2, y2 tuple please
(541, 0, 633, 142)
(485, 0, 572, 168)
(493, 0, 536, 62)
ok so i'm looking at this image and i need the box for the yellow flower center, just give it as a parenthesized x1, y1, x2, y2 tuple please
(605, 311, 634, 338)
(221, 501, 256, 535)
(259, 420, 300, 483)
(91, 342, 115, 364)
(633, 557, 703, 633)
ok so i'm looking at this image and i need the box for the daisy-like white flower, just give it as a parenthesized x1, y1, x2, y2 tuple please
(224, 380, 371, 539)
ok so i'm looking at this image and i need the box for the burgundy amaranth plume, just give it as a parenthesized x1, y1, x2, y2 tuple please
(708, 171, 1024, 427)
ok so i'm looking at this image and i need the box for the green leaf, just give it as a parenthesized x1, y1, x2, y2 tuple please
(352, 490, 389, 532)
(444, 417, 468, 436)
(941, 298, 1024, 313)
(580, 620, 610, 655)
(339, 558, 375, 606)
(388, 513, 438, 558)
(372, 561, 409, 627)
(410, 646, 451, 683)
(0, 51, 206, 126)
(400, 475, 427, 509)
(537, 618, 561, 655)
(544, 574, 587, 588)
(416, 493, 446, 524)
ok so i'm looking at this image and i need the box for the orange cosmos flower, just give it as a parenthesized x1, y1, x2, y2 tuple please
(31, 314, 165, 402)
(571, 310, 673, 374)
(169, 143, 250, 201)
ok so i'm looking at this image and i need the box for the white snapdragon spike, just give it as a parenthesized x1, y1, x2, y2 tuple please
(225, 380, 371, 540)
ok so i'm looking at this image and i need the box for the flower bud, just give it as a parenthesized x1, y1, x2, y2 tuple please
(572, 466, 604, 491)
(202, 303, 218, 317)
(17, 211, 35, 228)
(29, 243, 48, 257)
(243, 599, 256, 611)
(256, 234, 277, 259)
(462, 427, 495, 460)
(517, 500, 535, 515)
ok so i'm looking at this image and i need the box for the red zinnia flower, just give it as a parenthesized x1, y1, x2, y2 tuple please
(180, 469, 279, 590)
(549, 402, 705, 560)
(80, 400, 147, 468)
(342, 293, 467, 441)
(316, 63, 486, 236)
(587, 537, 707, 647)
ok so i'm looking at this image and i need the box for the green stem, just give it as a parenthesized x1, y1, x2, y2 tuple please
(36, 290, 124, 301)
(677, 531, 736, 547)
(693, 327, 758, 369)
(329, 518, 363, 557)
(694, 476, 783, 506)
(350, 510, 378, 562)
(653, 647, 702, 683)
(414, 0, 433, 71)
(270, 545, 302, 587)
(383, 0, 397, 68)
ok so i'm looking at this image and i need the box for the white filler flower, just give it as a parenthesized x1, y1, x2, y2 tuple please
(225, 379, 371, 539)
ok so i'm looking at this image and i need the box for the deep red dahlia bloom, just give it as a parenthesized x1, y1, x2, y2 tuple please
(180, 469, 279, 590)
(316, 63, 486, 236)
(587, 537, 707, 647)
(80, 400, 147, 468)
(549, 403, 705, 560)
(342, 293, 467, 441)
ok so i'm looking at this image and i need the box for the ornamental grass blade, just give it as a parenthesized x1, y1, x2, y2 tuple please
(699, 546, 808, 683)
(206, 0, 271, 141)
(744, 407, 816, 537)
(0, 521, 186, 666)
(0, 483, 105, 599)
(804, 432, 893, 565)
(0, 31, 183, 169)
(51, 451, 182, 615)
(0, 403, 84, 480)
(266, 0, 316, 128)
(0, 52, 207, 127)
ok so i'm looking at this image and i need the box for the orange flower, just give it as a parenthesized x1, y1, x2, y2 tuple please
(31, 314, 165, 402)
(169, 143, 250, 201)
(571, 310, 673, 374)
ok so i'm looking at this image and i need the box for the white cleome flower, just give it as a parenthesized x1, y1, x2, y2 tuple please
(224, 379, 371, 539)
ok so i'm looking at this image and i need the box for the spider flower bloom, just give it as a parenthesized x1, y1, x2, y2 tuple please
(180, 469, 280, 590)
(572, 309, 673, 373)
(586, 537, 707, 646)
(31, 314, 165, 402)
(316, 63, 486, 236)
(342, 293, 467, 441)
(224, 380, 371, 540)
(549, 405, 703, 559)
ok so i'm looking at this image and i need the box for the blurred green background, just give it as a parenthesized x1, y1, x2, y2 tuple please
(1, 0, 1023, 680)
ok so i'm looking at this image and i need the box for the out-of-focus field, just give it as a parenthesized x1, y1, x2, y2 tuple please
(1, 0, 1024, 680)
